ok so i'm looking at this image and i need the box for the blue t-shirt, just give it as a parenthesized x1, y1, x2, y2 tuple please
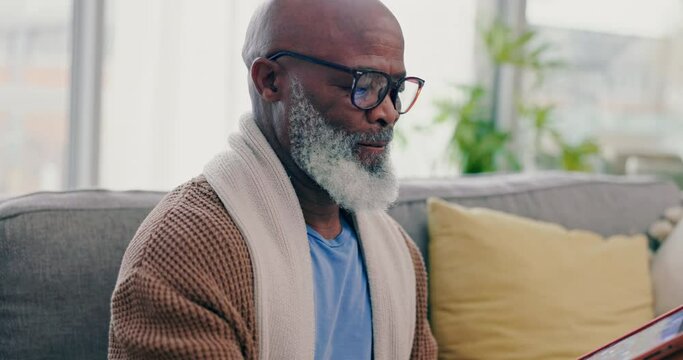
(307, 216, 373, 360)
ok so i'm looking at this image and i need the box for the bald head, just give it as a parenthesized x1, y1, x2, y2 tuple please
(244, 0, 408, 180)
(242, 0, 404, 67)
(242, 0, 410, 211)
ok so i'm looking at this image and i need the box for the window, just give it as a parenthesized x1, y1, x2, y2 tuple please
(0, 0, 71, 197)
(525, 0, 683, 170)
(386, 0, 480, 178)
(99, 0, 261, 191)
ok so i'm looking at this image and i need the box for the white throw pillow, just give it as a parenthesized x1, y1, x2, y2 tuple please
(652, 220, 683, 315)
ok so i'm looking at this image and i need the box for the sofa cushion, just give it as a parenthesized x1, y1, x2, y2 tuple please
(428, 197, 654, 360)
(0, 190, 164, 360)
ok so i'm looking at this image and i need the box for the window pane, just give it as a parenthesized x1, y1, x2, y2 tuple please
(525, 0, 683, 171)
(0, 0, 71, 197)
(100, 0, 260, 191)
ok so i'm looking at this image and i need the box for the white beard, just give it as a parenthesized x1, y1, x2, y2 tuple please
(287, 80, 399, 211)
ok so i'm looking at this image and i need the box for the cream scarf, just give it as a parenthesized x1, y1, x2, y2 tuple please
(203, 114, 416, 360)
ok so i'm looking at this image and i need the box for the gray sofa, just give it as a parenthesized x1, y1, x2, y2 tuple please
(1, 172, 680, 360)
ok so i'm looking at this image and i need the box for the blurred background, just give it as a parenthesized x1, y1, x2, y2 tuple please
(1, 0, 682, 197)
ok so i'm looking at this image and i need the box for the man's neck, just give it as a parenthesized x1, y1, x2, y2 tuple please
(292, 179, 344, 240)
(255, 116, 345, 239)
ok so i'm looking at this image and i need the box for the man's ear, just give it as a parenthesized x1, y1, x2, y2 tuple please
(250, 58, 284, 102)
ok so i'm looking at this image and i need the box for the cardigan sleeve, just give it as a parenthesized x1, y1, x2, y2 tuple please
(403, 233, 439, 360)
(108, 177, 258, 360)
(108, 264, 253, 360)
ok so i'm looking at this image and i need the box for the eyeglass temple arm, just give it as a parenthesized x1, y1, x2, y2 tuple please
(267, 51, 357, 76)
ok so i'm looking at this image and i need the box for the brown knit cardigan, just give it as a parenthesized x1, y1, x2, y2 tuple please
(108, 176, 437, 359)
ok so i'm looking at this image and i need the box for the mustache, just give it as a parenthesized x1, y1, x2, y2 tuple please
(349, 128, 394, 143)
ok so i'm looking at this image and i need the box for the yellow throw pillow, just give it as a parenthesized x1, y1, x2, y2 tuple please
(428, 197, 654, 360)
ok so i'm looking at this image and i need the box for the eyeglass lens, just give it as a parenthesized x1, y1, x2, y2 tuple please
(353, 73, 421, 114)
(353, 73, 388, 109)
(397, 78, 422, 114)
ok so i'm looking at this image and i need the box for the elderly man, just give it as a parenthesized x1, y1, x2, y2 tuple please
(108, 0, 436, 359)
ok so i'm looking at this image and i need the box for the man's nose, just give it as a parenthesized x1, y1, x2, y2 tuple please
(367, 94, 400, 127)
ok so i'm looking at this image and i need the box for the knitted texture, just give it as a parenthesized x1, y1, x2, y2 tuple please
(109, 176, 436, 359)
(403, 227, 439, 360)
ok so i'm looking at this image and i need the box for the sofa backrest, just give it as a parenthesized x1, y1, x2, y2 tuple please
(0, 190, 164, 360)
(0, 172, 679, 359)
(388, 171, 681, 268)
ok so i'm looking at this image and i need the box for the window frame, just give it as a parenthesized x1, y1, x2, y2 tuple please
(66, 0, 105, 189)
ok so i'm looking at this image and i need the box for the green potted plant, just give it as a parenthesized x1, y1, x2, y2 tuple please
(434, 85, 518, 173)
(433, 20, 600, 174)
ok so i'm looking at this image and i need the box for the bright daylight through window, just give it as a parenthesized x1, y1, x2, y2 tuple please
(524, 0, 683, 182)
(2, 0, 683, 196)
(0, 0, 71, 197)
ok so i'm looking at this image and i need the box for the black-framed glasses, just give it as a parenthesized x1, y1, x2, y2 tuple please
(267, 50, 425, 115)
